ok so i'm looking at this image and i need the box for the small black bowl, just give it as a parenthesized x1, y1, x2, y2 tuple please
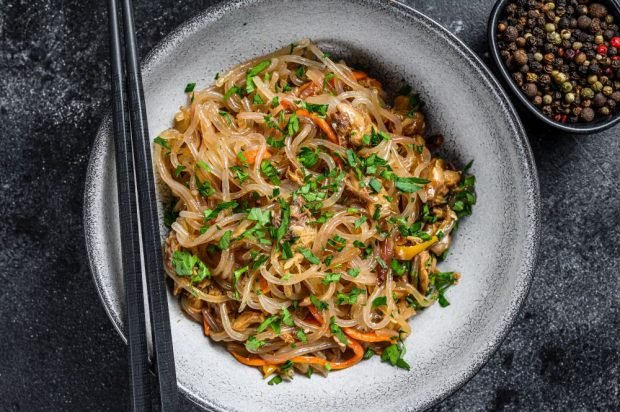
(488, 0, 620, 134)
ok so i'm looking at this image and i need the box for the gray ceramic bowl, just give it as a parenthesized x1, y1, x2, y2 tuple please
(84, 0, 540, 410)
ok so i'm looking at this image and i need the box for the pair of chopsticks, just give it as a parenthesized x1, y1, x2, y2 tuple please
(106, 0, 178, 410)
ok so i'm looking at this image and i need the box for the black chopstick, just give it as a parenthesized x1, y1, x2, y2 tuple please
(107, 0, 178, 410)
(106, 0, 150, 410)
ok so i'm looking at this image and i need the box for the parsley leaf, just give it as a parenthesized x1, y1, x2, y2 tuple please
(309, 294, 328, 311)
(329, 316, 348, 345)
(218, 230, 232, 250)
(257, 315, 282, 334)
(372, 296, 387, 308)
(184, 83, 196, 93)
(298, 147, 319, 168)
(224, 85, 242, 100)
(282, 307, 294, 327)
(171, 250, 210, 283)
(247, 208, 271, 226)
(347, 268, 360, 277)
(394, 176, 429, 193)
(260, 160, 281, 185)
(154, 136, 170, 150)
(322, 273, 341, 284)
(245, 335, 265, 351)
(297, 247, 320, 265)
(335, 288, 365, 305)
(267, 375, 282, 385)
(381, 343, 410, 371)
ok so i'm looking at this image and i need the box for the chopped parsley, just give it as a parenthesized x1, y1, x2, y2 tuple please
(309, 294, 328, 311)
(257, 315, 282, 335)
(245, 335, 265, 351)
(322, 273, 341, 284)
(260, 160, 281, 185)
(267, 375, 283, 385)
(394, 176, 429, 193)
(154, 136, 170, 150)
(335, 288, 364, 305)
(372, 296, 387, 308)
(224, 85, 242, 100)
(297, 247, 321, 265)
(381, 342, 410, 370)
(171, 250, 210, 283)
(218, 230, 232, 250)
(329, 316, 348, 344)
(184, 82, 196, 93)
(174, 165, 185, 177)
(298, 147, 319, 168)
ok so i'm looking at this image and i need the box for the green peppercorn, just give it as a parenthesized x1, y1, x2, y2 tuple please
(544, 2, 555, 11)
(554, 72, 568, 84)
(543, 94, 553, 105)
(572, 41, 583, 50)
(560, 29, 571, 40)
(582, 87, 595, 99)
(602, 85, 613, 96)
(545, 23, 556, 33)
(534, 52, 543, 62)
(564, 92, 576, 103)
(587, 74, 598, 84)
(599, 106, 610, 115)
(592, 81, 604, 92)
(594, 34, 605, 45)
(561, 81, 573, 92)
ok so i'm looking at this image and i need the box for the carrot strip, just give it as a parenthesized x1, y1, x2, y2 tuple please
(296, 109, 338, 144)
(298, 81, 313, 94)
(342, 327, 395, 343)
(230, 351, 275, 367)
(202, 316, 211, 336)
(242, 148, 271, 166)
(351, 71, 367, 81)
(259, 276, 269, 294)
(307, 304, 324, 323)
(291, 337, 364, 370)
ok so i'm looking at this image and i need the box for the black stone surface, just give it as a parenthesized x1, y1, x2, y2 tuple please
(0, 0, 618, 411)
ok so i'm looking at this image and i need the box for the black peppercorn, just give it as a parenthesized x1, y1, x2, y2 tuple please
(523, 82, 538, 97)
(513, 72, 525, 86)
(505, 26, 519, 42)
(497, 0, 620, 124)
(588, 3, 608, 19)
(580, 107, 595, 121)
(530, 61, 543, 72)
(592, 92, 607, 107)
(577, 15, 591, 30)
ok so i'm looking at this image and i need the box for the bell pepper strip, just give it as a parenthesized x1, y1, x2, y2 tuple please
(394, 236, 439, 260)
(291, 337, 364, 370)
(242, 148, 271, 166)
(262, 364, 279, 378)
(230, 351, 275, 367)
(342, 327, 395, 343)
(295, 109, 338, 144)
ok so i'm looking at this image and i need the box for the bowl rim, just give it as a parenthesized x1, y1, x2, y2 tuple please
(84, 0, 541, 410)
(488, 0, 620, 134)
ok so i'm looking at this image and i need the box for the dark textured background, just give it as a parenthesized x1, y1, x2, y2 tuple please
(0, 0, 618, 410)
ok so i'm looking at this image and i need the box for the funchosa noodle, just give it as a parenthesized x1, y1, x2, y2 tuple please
(155, 38, 476, 383)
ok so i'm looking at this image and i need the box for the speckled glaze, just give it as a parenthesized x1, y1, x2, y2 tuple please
(84, 0, 540, 410)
